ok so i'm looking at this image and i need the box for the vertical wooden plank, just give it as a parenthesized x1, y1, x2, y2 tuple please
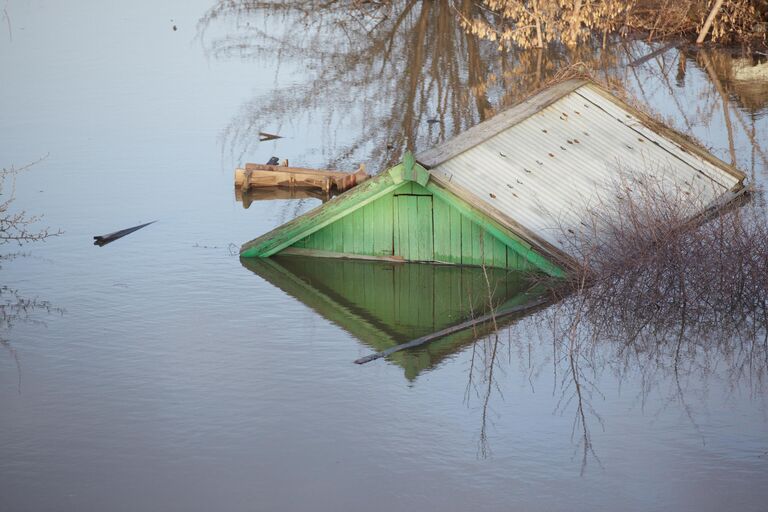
(305, 230, 317, 250)
(375, 193, 394, 255)
(393, 196, 402, 257)
(406, 197, 418, 260)
(330, 218, 344, 252)
(342, 212, 355, 254)
(415, 196, 434, 261)
(363, 202, 375, 254)
(507, 246, 525, 270)
(353, 208, 365, 254)
(492, 235, 507, 269)
(433, 196, 450, 262)
(473, 224, 484, 265)
(322, 226, 336, 252)
(308, 227, 320, 250)
(448, 206, 462, 264)
(312, 225, 326, 251)
(460, 214, 473, 265)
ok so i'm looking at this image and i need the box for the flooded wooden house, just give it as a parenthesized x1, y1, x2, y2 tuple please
(240, 79, 746, 275)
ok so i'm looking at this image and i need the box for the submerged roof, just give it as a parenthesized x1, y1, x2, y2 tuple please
(417, 79, 746, 265)
(241, 79, 745, 273)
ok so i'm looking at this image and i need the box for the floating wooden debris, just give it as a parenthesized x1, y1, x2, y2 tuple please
(234, 162, 369, 195)
(94, 221, 156, 247)
(239, 79, 746, 276)
(258, 131, 282, 142)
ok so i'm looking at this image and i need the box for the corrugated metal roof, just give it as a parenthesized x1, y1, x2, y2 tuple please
(420, 81, 744, 264)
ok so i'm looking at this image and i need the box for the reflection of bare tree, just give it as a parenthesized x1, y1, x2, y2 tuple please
(618, 44, 768, 178)
(1, 160, 62, 392)
(197, 0, 620, 170)
(467, 177, 768, 468)
(0, 281, 62, 393)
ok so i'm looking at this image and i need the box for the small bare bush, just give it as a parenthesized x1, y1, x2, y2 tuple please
(542, 169, 768, 376)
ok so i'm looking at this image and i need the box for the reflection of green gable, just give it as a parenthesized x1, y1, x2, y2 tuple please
(242, 256, 544, 380)
(241, 156, 564, 277)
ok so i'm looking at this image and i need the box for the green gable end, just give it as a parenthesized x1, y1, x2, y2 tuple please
(240, 155, 565, 277)
(291, 181, 535, 271)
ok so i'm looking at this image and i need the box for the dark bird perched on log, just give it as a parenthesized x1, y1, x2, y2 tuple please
(94, 221, 157, 247)
(266, 156, 280, 165)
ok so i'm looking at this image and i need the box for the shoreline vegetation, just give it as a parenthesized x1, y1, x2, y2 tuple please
(356, 0, 768, 48)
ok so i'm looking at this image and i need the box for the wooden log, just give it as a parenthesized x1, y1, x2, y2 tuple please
(244, 163, 350, 178)
(235, 163, 369, 193)
(353, 297, 550, 364)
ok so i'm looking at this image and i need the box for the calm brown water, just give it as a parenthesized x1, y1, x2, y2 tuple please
(2, 1, 768, 511)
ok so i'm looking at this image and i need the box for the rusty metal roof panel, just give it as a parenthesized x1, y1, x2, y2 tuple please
(422, 82, 744, 262)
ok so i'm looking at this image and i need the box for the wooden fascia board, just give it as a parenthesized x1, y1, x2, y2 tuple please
(240, 169, 405, 257)
(425, 177, 568, 278)
(416, 79, 588, 168)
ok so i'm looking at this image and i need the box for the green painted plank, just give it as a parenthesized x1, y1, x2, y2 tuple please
(472, 224, 484, 265)
(302, 230, 314, 250)
(405, 197, 417, 260)
(330, 216, 344, 252)
(341, 212, 354, 253)
(373, 193, 394, 255)
(448, 205, 462, 264)
(393, 197, 401, 257)
(433, 196, 450, 262)
(363, 202, 375, 254)
(426, 181, 565, 277)
(315, 228, 332, 251)
(460, 214, 473, 265)
(416, 196, 434, 261)
(492, 235, 507, 269)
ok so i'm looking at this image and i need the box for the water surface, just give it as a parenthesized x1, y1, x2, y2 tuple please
(2, 1, 768, 511)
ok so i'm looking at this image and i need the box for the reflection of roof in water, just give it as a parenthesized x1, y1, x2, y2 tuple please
(241, 255, 545, 380)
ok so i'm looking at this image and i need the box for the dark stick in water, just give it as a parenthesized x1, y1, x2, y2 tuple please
(93, 221, 157, 246)
(353, 297, 550, 364)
